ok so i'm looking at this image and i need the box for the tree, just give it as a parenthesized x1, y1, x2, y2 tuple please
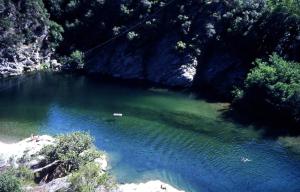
(65, 50, 85, 70)
(0, 172, 21, 192)
(48, 21, 64, 49)
(234, 53, 300, 124)
(69, 162, 113, 192)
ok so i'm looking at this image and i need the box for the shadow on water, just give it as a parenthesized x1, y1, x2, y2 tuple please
(188, 79, 300, 140)
(1, 72, 300, 192)
(1, 72, 298, 140)
(119, 104, 260, 144)
(219, 105, 300, 139)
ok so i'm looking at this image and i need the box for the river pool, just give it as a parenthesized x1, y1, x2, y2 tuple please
(0, 73, 300, 192)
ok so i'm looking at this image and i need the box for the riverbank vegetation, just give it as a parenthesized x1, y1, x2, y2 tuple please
(0, 171, 22, 192)
(0, 132, 114, 192)
(233, 53, 300, 127)
(267, 0, 300, 15)
(38, 132, 114, 190)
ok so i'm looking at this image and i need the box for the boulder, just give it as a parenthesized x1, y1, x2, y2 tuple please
(0, 135, 55, 168)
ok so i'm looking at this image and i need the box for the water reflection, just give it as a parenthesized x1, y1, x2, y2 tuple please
(0, 73, 300, 192)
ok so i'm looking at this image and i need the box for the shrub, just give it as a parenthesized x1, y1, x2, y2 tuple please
(0, 172, 21, 192)
(14, 166, 35, 184)
(69, 162, 113, 192)
(235, 53, 300, 123)
(40, 132, 99, 173)
(67, 50, 85, 70)
(80, 148, 104, 163)
(49, 21, 64, 49)
(267, 0, 300, 16)
(0, 18, 13, 30)
(127, 31, 139, 40)
(175, 41, 186, 52)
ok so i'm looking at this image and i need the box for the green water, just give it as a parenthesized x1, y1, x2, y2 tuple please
(0, 73, 300, 192)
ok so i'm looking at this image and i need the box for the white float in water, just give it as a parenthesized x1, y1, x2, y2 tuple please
(113, 113, 123, 117)
(241, 157, 251, 163)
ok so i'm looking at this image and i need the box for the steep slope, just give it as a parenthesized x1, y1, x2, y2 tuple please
(0, 0, 61, 77)
(44, 0, 299, 96)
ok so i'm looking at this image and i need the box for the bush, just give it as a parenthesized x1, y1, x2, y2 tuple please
(0, 172, 21, 192)
(66, 50, 85, 70)
(234, 53, 300, 123)
(69, 162, 113, 192)
(127, 31, 139, 40)
(49, 21, 64, 49)
(14, 166, 35, 184)
(40, 132, 100, 173)
(267, 0, 300, 16)
(175, 41, 186, 52)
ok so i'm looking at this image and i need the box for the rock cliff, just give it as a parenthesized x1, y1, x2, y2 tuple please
(0, 0, 60, 78)
(1, 0, 300, 98)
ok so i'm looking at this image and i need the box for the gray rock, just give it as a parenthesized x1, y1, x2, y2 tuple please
(87, 35, 198, 88)
(25, 176, 70, 192)
(199, 51, 246, 96)
(0, 2, 55, 78)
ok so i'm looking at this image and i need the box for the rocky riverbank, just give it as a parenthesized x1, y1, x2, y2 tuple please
(0, 1, 62, 78)
(0, 135, 184, 192)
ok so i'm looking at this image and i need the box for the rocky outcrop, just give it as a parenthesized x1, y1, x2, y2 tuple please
(2, 0, 299, 98)
(0, 135, 184, 192)
(0, 0, 60, 78)
(83, 0, 299, 97)
(0, 135, 55, 168)
(24, 176, 70, 192)
(0, 41, 54, 77)
(86, 35, 198, 88)
(83, 0, 269, 93)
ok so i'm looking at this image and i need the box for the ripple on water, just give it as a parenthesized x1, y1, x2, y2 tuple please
(1, 73, 300, 192)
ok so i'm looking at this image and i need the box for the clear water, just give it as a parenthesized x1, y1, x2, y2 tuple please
(0, 73, 300, 192)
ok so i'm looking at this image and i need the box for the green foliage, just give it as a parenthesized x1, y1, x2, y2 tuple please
(0, 18, 12, 30)
(231, 87, 244, 100)
(42, 0, 168, 54)
(246, 54, 300, 102)
(175, 41, 186, 52)
(40, 132, 100, 173)
(236, 53, 300, 123)
(69, 162, 113, 192)
(267, 0, 300, 16)
(127, 31, 139, 40)
(0, 0, 54, 68)
(80, 148, 104, 163)
(24, 0, 49, 19)
(0, 172, 21, 192)
(41, 63, 50, 70)
(0, 166, 35, 191)
(49, 21, 64, 49)
(14, 166, 35, 184)
(67, 50, 85, 69)
(39, 132, 109, 191)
